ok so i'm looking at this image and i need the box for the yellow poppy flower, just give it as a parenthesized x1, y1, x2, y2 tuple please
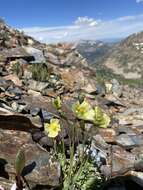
(94, 106, 110, 128)
(72, 100, 95, 121)
(44, 119, 61, 138)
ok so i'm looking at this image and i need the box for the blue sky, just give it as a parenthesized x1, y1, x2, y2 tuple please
(1, 0, 143, 42)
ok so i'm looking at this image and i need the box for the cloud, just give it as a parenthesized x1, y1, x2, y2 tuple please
(136, 0, 143, 3)
(117, 15, 137, 21)
(74, 16, 98, 26)
(21, 14, 143, 43)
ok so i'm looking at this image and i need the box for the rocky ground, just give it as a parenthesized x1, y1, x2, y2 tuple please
(0, 21, 143, 190)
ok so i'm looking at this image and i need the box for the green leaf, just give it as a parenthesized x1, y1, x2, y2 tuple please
(94, 106, 110, 128)
(15, 149, 25, 176)
(53, 96, 62, 110)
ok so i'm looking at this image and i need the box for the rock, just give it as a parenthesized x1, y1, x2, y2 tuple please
(117, 115, 143, 126)
(117, 125, 143, 136)
(61, 51, 82, 66)
(7, 86, 23, 95)
(110, 146, 136, 176)
(11, 102, 27, 113)
(92, 134, 109, 150)
(27, 89, 41, 96)
(116, 134, 143, 149)
(30, 107, 40, 116)
(0, 129, 60, 189)
(105, 94, 125, 107)
(0, 47, 34, 62)
(17, 58, 28, 65)
(41, 109, 55, 122)
(130, 171, 143, 187)
(0, 114, 37, 131)
(28, 115, 42, 128)
(111, 78, 122, 97)
(132, 147, 143, 156)
(32, 130, 45, 142)
(3, 74, 22, 87)
(105, 81, 112, 94)
(44, 51, 60, 65)
(0, 79, 13, 91)
(24, 47, 46, 63)
(122, 108, 143, 116)
(81, 83, 96, 94)
(60, 68, 86, 91)
(28, 80, 49, 92)
(98, 128, 117, 143)
(95, 84, 105, 96)
(39, 135, 54, 147)
(42, 88, 59, 98)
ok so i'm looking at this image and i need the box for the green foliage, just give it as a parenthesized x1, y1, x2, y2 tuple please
(94, 106, 111, 128)
(49, 98, 105, 190)
(30, 63, 49, 82)
(75, 161, 104, 190)
(11, 61, 23, 78)
(53, 96, 62, 110)
(96, 67, 143, 88)
(56, 141, 104, 190)
(15, 149, 25, 176)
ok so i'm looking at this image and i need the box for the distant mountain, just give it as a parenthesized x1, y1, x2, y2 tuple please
(76, 40, 115, 65)
(103, 31, 143, 80)
(77, 32, 143, 82)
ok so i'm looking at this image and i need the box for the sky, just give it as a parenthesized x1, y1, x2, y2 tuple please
(1, 0, 143, 43)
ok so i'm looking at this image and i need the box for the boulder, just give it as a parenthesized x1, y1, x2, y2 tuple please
(24, 47, 46, 63)
(0, 129, 60, 189)
(0, 47, 34, 62)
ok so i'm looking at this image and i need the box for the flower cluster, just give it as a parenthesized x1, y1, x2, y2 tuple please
(72, 100, 95, 121)
(44, 98, 111, 139)
(72, 100, 110, 128)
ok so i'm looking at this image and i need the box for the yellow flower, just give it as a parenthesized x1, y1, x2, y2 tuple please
(53, 96, 62, 110)
(44, 119, 61, 138)
(94, 106, 110, 128)
(72, 100, 95, 121)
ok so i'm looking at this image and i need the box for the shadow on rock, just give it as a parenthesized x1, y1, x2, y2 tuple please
(0, 158, 9, 179)
(22, 161, 36, 176)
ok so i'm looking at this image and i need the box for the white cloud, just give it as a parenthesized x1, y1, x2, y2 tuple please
(74, 16, 98, 27)
(136, 0, 143, 3)
(21, 14, 143, 43)
(117, 15, 137, 21)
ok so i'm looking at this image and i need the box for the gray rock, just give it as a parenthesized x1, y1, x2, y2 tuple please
(44, 51, 60, 65)
(116, 134, 143, 149)
(0, 47, 34, 61)
(11, 101, 27, 113)
(95, 84, 105, 95)
(28, 80, 49, 92)
(30, 107, 40, 116)
(24, 47, 46, 63)
(7, 86, 23, 96)
(0, 79, 13, 91)
(41, 109, 55, 122)
(111, 78, 122, 97)
(39, 136, 54, 147)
